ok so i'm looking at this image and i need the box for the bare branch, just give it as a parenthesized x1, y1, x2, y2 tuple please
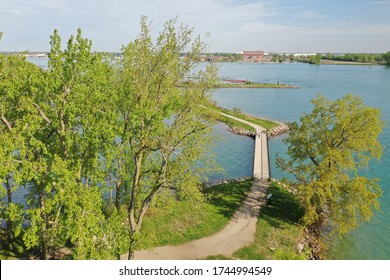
(33, 103, 52, 124)
(0, 113, 13, 132)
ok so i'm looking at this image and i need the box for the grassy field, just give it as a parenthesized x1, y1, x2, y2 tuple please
(137, 179, 253, 249)
(207, 182, 308, 260)
(214, 112, 257, 134)
(212, 105, 279, 130)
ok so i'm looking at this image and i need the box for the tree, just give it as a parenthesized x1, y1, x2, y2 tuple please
(309, 53, 321, 65)
(1, 50, 44, 250)
(23, 29, 121, 259)
(277, 94, 384, 236)
(112, 17, 218, 259)
(383, 51, 390, 65)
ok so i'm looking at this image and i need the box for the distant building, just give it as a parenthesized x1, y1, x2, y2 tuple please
(243, 51, 264, 62)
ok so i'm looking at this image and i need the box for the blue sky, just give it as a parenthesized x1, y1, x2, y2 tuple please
(1, 0, 390, 53)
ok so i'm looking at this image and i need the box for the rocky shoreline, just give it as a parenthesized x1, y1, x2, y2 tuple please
(228, 121, 290, 138)
(202, 177, 251, 190)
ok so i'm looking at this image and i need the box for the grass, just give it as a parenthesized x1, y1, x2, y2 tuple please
(1, 179, 253, 259)
(234, 182, 306, 260)
(215, 113, 256, 134)
(212, 105, 279, 130)
(206, 182, 307, 260)
(137, 179, 253, 249)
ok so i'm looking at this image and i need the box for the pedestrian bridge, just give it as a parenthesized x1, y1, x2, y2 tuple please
(218, 112, 270, 180)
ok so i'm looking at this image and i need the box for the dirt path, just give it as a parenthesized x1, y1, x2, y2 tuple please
(120, 113, 270, 260)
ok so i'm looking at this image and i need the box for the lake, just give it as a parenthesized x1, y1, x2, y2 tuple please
(210, 62, 390, 260)
(22, 58, 390, 259)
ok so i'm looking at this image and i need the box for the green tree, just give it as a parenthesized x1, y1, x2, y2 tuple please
(112, 17, 218, 259)
(277, 94, 384, 235)
(309, 53, 321, 65)
(12, 29, 121, 259)
(383, 52, 390, 65)
(0, 50, 44, 250)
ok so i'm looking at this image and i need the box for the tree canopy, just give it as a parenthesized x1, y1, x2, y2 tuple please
(0, 18, 218, 259)
(277, 94, 384, 235)
(383, 52, 390, 65)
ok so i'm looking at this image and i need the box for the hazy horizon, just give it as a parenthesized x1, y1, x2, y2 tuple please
(1, 0, 390, 53)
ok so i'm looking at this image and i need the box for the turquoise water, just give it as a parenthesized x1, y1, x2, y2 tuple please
(211, 62, 390, 260)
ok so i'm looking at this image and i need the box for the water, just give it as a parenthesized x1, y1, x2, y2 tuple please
(18, 58, 390, 259)
(211, 62, 390, 260)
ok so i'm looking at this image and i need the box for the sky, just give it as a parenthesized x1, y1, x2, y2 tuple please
(1, 0, 390, 53)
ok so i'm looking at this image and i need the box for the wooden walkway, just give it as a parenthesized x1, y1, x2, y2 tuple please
(219, 112, 270, 180)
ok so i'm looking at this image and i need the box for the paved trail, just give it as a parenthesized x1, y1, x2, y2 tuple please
(121, 112, 270, 260)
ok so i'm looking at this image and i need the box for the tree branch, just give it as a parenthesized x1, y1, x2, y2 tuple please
(0, 113, 13, 132)
(33, 103, 52, 124)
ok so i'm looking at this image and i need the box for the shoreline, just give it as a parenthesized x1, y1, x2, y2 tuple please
(226, 120, 289, 138)
(214, 83, 299, 89)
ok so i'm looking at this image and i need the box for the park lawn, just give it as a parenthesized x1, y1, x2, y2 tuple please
(233, 182, 306, 260)
(214, 112, 256, 134)
(206, 182, 307, 260)
(212, 105, 279, 130)
(137, 179, 253, 249)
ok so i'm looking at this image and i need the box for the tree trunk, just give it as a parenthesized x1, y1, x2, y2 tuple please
(5, 178, 14, 250)
(127, 152, 143, 259)
(127, 230, 136, 260)
(39, 189, 49, 260)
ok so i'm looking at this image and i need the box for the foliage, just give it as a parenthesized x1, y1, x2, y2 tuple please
(1, 17, 219, 259)
(277, 94, 384, 235)
(273, 249, 306, 260)
(309, 54, 321, 65)
(322, 53, 384, 64)
(109, 16, 219, 259)
(0, 52, 44, 250)
(383, 52, 390, 65)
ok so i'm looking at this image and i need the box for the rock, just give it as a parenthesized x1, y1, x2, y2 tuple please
(202, 177, 251, 189)
(297, 241, 305, 254)
(228, 127, 256, 137)
(267, 123, 290, 137)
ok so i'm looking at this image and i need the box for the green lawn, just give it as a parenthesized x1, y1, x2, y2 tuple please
(215, 113, 256, 134)
(212, 105, 279, 130)
(137, 179, 253, 249)
(206, 182, 308, 260)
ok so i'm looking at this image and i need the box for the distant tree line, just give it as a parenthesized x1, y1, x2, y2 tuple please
(200, 53, 243, 62)
(271, 52, 390, 65)
(321, 53, 385, 64)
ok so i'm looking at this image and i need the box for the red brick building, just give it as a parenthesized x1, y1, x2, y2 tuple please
(243, 51, 265, 62)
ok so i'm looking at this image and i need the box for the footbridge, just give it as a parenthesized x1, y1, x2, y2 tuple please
(219, 112, 270, 180)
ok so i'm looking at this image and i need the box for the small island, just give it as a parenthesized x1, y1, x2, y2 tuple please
(216, 79, 298, 89)
(180, 79, 299, 89)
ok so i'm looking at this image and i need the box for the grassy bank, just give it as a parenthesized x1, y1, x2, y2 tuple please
(215, 112, 256, 134)
(137, 179, 253, 249)
(207, 182, 308, 260)
(212, 105, 279, 131)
